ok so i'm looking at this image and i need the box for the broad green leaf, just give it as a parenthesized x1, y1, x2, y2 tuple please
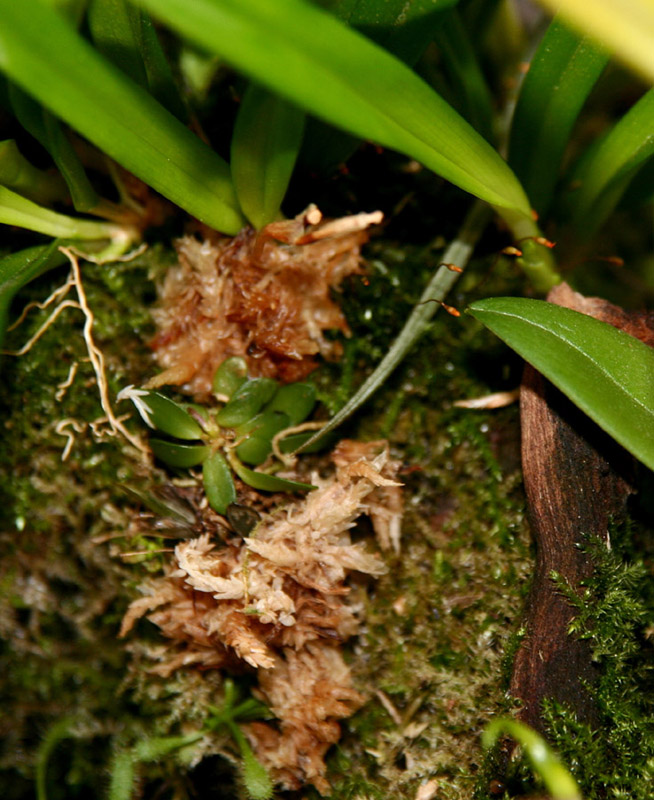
(565, 88, 654, 235)
(264, 382, 316, 425)
(0, 139, 67, 205)
(0, 242, 67, 346)
(229, 455, 315, 493)
(203, 450, 236, 513)
(9, 83, 100, 212)
(216, 377, 278, 427)
(482, 718, 581, 800)
(508, 16, 609, 217)
(135, 0, 533, 219)
(231, 83, 305, 229)
(468, 296, 654, 472)
(212, 356, 249, 398)
(235, 410, 290, 465)
(150, 439, 210, 467)
(0, 0, 244, 233)
(129, 390, 205, 439)
(536, 0, 654, 86)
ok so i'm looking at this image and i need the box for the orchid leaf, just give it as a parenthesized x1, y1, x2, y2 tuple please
(212, 356, 249, 399)
(134, 0, 533, 221)
(203, 450, 236, 514)
(149, 439, 210, 468)
(231, 83, 305, 229)
(229, 456, 315, 493)
(216, 378, 278, 427)
(468, 297, 654, 472)
(132, 390, 205, 439)
(0, 0, 243, 233)
(508, 16, 609, 217)
(264, 382, 316, 425)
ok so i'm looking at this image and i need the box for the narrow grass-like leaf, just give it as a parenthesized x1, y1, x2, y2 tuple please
(301, 0, 455, 171)
(508, 16, 608, 217)
(150, 439, 210, 468)
(536, 0, 654, 86)
(468, 296, 654, 472)
(231, 83, 305, 229)
(0, 140, 67, 205)
(135, 0, 532, 220)
(432, 8, 494, 142)
(203, 450, 236, 514)
(0, 185, 122, 239)
(88, 0, 186, 119)
(482, 718, 581, 800)
(0, 241, 67, 346)
(0, 0, 243, 233)
(9, 83, 100, 212)
(565, 88, 654, 235)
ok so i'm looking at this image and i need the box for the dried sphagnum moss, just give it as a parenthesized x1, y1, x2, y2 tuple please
(120, 441, 402, 793)
(148, 205, 382, 396)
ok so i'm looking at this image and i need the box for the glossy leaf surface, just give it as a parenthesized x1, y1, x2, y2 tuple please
(0, 0, 243, 233)
(264, 382, 316, 425)
(216, 378, 278, 427)
(231, 83, 305, 229)
(150, 439, 210, 468)
(203, 450, 237, 513)
(508, 16, 608, 216)
(230, 456, 315, 493)
(212, 356, 249, 398)
(135, 0, 532, 218)
(468, 297, 654, 472)
(137, 391, 205, 440)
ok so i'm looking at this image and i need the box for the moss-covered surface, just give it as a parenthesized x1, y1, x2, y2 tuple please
(1, 177, 654, 800)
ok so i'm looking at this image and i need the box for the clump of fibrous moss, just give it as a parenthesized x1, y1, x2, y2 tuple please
(147, 205, 382, 396)
(120, 439, 402, 793)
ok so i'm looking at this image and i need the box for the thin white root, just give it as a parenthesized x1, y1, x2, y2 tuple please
(453, 389, 519, 410)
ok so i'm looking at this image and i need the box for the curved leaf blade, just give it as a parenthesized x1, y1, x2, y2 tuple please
(203, 450, 237, 514)
(135, 0, 532, 217)
(565, 87, 654, 235)
(508, 16, 609, 217)
(536, 0, 654, 86)
(468, 296, 654, 472)
(229, 455, 315, 493)
(0, 0, 243, 233)
(150, 439, 210, 468)
(231, 83, 305, 229)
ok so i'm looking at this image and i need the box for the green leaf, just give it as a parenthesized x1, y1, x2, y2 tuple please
(0, 139, 67, 205)
(467, 296, 654, 472)
(231, 83, 305, 229)
(8, 82, 101, 213)
(88, 0, 186, 119)
(536, 0, 654, 86)
(212, 356, 249, 398)
(134, 0, 532, 219)
(565, 87, 654, 235)
(0, 242, 67, 347)
(0, 0, 243, 233)
(0, 185, 120, 240)
(229, 454, 315, 493)
(129, 390, 205, 439)
(278, 430, 338, 453)
(150, 439, 210, 467)
(508, 16, 609, 217)
(203, 450, 237, 513)
(482, 718, 581, 800)
(216, 378, 278, 427)
(264, 382, 316, 425)
(235, 410, 291, 465)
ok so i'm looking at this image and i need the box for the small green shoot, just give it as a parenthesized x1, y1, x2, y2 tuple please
(482, 717, 582, 800)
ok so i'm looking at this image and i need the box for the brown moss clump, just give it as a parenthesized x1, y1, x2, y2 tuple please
(120, 440, 402, 793)
(147, 206, 382, 396)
